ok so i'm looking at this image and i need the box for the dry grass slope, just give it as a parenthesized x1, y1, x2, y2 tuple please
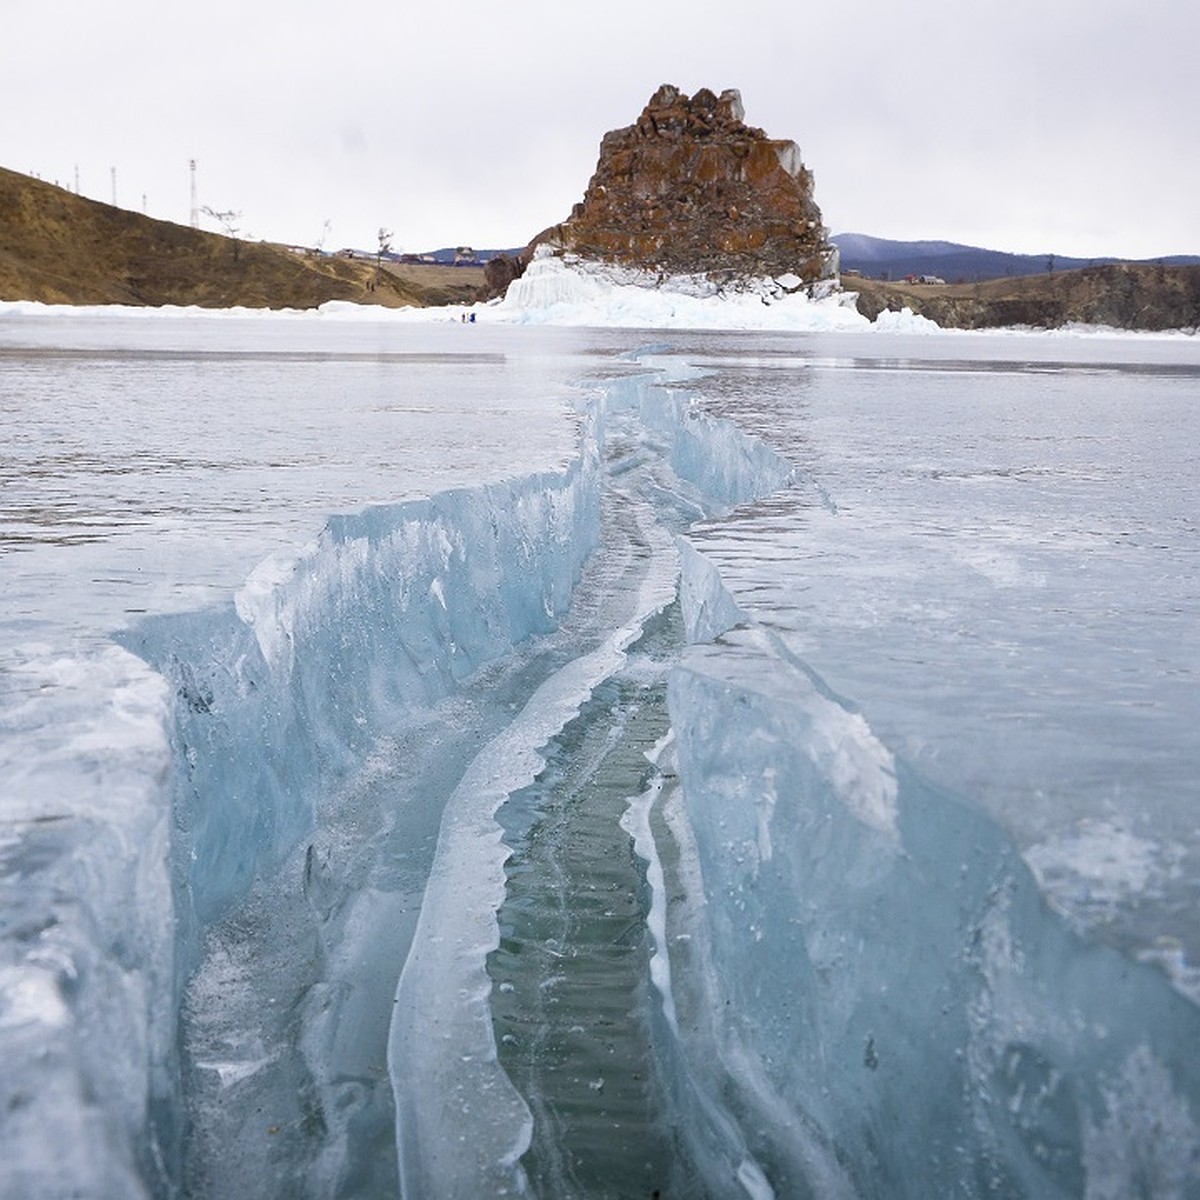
(0, 167, 484, 310)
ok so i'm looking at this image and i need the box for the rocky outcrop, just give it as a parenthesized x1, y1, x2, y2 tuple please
(482, 252, 525, 298)
(536, 84, 837, 286)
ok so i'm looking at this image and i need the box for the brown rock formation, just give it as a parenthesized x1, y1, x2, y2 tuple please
(482, 252, 525, 299)
(539, 84, 837, 285)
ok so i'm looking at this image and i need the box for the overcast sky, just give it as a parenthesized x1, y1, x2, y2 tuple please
(4, 0, 1197, 259)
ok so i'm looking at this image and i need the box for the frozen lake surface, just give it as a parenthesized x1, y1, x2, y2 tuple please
(677, 333, 1200, 976)
(1, 313, 584, 639)
(2, 306, 1198, 1198)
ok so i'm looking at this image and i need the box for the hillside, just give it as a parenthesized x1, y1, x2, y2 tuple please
(0, 167, 484, 309)
(3, 165, 1197, 329)
(849, 263, 1200, 332)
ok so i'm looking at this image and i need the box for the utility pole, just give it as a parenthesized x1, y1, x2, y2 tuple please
(190, 160, 199, 229)
(110, 167, 117, 207)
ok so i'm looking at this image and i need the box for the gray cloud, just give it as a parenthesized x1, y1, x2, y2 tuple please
(3, 0, 1196, 257)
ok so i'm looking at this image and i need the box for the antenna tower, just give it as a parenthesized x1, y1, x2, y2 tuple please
(190, 159, 199, 229)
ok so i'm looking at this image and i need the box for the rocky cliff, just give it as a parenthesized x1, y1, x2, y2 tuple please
(532, 84, 837, 287)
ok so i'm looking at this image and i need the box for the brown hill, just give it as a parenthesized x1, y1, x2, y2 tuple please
(848, 263, 1200, 332)
(0, 166, 483, 310)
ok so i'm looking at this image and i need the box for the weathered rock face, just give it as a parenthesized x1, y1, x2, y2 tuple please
(542, 84, 837, 284)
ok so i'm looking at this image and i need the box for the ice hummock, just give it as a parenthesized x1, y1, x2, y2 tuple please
(388, 361, 796, 1197)
(663, 609, 1200, 1197)
(489, 248, 887, 332)
(0, 323, 801, 1195)
(0, 643, 176, 1199)
(0, 318, 592, 1195)
(3, 311, 1199, 1198)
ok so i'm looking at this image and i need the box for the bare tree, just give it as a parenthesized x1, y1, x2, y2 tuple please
(375, 227, 393, 288)
(202, 205, 244, 262)
(202, 205, 241, 238)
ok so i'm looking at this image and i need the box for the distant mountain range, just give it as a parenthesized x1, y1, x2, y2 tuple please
(833, 232, 1200, 283)
(373, 235, 1200, 281)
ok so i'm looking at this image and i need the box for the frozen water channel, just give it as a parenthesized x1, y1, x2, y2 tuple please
(2, 307, 1199, 1198)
